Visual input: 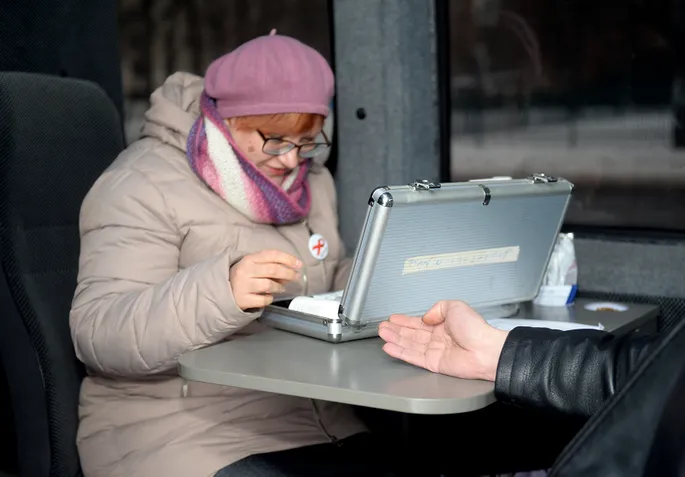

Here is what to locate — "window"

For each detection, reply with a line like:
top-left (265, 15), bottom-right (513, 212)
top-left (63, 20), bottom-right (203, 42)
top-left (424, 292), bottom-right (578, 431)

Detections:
top-left (117, 0), bottom-right (332, 144)
top-left (447, 0), bottom-right (685, 230)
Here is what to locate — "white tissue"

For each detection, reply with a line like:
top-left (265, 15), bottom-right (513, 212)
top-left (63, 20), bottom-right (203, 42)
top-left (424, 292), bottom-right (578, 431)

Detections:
top-left (534, 233), bottom-right (578, 307)
top-left (543, 233), bottom-right (577, 287)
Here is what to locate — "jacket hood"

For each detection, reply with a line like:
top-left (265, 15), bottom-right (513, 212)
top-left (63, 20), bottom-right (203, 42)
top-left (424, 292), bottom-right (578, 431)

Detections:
top-left (141, 72), bottom-right (205, 153)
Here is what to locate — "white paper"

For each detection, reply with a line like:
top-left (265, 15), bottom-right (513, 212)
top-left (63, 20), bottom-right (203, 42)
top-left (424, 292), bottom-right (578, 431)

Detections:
top-left (288, 291), bottom-right (344, 320)
top-left (487, 318), bottom-right (604, 332)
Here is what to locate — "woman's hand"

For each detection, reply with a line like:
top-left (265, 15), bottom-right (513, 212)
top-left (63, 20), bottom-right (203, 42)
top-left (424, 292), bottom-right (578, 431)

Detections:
top-left (229, 250), bottom-right (302, 310)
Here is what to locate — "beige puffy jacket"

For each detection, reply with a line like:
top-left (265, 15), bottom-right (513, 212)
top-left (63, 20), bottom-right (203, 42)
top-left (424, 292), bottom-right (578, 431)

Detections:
top-left (69, 72), bottom-right (366, 477)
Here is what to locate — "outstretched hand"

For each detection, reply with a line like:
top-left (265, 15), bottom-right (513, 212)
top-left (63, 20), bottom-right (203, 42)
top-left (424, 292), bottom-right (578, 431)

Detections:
top-left (378, 300), bottom-right (508, 382)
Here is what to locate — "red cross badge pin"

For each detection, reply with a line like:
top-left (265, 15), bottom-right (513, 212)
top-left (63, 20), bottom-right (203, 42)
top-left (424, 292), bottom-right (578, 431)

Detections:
top-left (308, 233), bottom-right (329, 260)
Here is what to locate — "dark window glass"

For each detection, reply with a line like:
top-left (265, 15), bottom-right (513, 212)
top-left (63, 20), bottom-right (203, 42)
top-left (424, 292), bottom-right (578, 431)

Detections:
top-left (448, 0), bottom-right (685, 230)
top-left (117, 1), bottom-right (332, 144)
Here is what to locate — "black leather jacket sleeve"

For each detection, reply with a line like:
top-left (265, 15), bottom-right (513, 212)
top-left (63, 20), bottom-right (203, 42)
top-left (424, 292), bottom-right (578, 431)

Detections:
top-left (494, 327), bottom-right (659, 419)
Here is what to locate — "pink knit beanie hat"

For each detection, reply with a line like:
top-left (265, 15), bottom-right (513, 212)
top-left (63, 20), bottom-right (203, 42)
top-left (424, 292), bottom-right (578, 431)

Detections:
top-left (204, 30), bottom-right (334, 119)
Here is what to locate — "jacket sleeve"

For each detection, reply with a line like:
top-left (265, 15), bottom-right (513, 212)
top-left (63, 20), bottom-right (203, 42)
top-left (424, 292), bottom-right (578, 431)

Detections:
top-left (70, 168), bottom-right (259, 377)
top-left (494, 327), bottom-right (659, 419)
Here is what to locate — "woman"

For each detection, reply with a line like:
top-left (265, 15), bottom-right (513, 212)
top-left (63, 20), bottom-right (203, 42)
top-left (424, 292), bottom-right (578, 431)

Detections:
top-left (70, 32), bottom-right (390, 477)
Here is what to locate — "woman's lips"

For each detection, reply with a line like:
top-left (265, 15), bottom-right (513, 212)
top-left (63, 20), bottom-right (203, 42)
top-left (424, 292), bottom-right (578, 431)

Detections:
top-left (264, 166), bottom-right (290, 176)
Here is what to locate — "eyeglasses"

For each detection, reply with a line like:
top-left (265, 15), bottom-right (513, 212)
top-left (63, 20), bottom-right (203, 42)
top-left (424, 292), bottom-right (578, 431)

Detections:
top-left (257, 130), bottom-right (331, 159)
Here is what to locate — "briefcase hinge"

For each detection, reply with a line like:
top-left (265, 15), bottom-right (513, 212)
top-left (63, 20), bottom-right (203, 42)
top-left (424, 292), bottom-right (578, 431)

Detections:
top-left (527, 173), bottom-right (558, 184)
top-left (409, 179), bottom-right (441, 190)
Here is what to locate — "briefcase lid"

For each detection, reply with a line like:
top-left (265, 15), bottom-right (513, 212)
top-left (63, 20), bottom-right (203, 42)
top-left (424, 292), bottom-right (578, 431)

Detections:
top-left (340, 174), bottom-right (573, 325)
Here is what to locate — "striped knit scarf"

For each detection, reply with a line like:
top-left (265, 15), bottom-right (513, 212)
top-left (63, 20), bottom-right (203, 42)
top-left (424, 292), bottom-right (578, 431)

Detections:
top-left (186, 92), bottom-right (311, 225)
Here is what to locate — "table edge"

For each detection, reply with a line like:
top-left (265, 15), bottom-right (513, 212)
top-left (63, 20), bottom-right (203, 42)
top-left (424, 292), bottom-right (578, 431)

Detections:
top-left (178, 302), bottom-right (659, 415)
top-left (177, 358), bottom-right (496, 415)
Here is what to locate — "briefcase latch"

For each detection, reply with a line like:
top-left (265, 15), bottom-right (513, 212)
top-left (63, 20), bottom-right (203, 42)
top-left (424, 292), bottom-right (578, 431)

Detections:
top-left (409, 179), bottom-right (441, 190)
top-left (527, 173), bottom-right (558, 184)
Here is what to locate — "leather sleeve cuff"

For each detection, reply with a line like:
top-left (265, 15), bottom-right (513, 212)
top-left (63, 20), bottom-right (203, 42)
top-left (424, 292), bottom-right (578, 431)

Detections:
top-left (494, 326), bottom-right (564, 406)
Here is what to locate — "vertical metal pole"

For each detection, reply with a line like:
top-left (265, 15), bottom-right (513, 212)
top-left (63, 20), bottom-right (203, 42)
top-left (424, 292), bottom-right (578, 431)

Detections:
top-left (331, 0), bottom-right (445, 249)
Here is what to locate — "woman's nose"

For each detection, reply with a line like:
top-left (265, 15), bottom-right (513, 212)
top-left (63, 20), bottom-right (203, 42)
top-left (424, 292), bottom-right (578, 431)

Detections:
top-left (280, 149), bottom-right (300, 169)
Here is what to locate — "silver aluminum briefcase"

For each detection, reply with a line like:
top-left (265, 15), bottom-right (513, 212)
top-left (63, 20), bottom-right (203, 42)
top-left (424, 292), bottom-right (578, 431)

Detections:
top-left (260, 174), bottom-right (573, 342)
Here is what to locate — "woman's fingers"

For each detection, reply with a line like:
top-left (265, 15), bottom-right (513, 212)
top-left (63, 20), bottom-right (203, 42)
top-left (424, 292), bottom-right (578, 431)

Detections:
top-left (251, 262), bottom-right (300, 282)
top-left (249, 278), bottom-right (286, 295)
